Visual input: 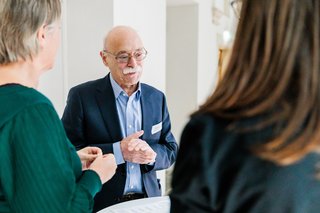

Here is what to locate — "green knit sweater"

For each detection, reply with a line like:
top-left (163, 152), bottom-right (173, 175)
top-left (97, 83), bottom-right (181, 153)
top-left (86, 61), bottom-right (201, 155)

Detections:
top-left (0, 84), bottom-right (102, 212)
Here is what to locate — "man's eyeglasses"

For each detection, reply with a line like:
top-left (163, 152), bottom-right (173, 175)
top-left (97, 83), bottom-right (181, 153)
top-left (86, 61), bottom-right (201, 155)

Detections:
top-left (102, 48), bottom-right (148, 64)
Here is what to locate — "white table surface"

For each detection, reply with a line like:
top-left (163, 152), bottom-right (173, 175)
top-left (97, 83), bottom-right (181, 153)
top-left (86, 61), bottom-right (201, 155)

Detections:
top-left (98, 196), bottom-right (170, 213)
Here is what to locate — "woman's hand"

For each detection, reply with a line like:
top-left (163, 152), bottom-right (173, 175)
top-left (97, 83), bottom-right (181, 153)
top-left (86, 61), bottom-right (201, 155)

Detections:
top-left (77, 146), bottom-right (102, 170)
top-left (89, 154), bottom-right (117, 184)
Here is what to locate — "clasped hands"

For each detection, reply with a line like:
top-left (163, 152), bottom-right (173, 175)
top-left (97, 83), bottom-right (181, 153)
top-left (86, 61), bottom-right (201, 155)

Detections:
top-left (77, 147), bottom-right (117, 184)
top-left (120, 130), bottom-right (157, 164)
top-left (75, 130), bottom-right (155, 183)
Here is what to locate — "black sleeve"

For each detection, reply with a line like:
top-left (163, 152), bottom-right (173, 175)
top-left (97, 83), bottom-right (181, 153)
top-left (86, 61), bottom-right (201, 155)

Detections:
top-left (170, 115), bottom-right (218, 213)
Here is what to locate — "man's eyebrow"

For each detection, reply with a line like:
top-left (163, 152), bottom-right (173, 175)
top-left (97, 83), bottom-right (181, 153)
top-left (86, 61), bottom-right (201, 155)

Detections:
top-left (116, 50), bottom-right (128, 54)
top-left (117, 48), bottom-right (144, 54)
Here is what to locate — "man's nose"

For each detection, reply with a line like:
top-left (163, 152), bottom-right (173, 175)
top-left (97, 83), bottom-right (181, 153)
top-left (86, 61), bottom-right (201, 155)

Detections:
top-left (127, 55), bottom-right (137, 67)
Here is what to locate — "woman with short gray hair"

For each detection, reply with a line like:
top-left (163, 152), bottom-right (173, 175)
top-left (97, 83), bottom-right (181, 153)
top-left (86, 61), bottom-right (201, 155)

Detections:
top-left (0, 0), bottom-right (117, 212)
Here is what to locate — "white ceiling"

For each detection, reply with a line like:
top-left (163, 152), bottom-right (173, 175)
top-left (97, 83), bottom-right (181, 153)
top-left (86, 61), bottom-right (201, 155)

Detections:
top-left (166, 0), bottom-right (198, 6)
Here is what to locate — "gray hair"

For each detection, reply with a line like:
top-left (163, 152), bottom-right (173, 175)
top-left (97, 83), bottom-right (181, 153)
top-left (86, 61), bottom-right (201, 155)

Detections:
top-left (0, 0), bottom-right (61, 64)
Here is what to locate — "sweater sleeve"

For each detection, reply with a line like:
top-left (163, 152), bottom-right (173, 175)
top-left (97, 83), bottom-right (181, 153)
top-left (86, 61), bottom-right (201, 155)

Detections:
top-left (3, 103), bottom-right (102, 213)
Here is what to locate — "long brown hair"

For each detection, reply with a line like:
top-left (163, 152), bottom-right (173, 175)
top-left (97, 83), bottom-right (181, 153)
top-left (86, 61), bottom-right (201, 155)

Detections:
top-left (197, 0), bottom-right (320, 165)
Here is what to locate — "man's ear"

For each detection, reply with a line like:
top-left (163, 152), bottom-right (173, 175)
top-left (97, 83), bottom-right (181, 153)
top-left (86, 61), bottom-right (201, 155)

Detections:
top-left (100, 51), bottom-right (109, 67)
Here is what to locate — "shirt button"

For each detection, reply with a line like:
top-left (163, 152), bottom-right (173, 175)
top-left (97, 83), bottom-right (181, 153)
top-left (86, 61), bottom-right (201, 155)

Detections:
top-left (131, 165), bottom-right (134, 169)
top-left (130, 185), bottom-right (134, 189)
top-left (129, 125), bottom-right (132, 128)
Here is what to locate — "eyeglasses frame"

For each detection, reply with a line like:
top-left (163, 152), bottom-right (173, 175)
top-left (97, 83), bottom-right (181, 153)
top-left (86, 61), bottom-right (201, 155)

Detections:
top-left (102, 48), bottom-right (148, 64)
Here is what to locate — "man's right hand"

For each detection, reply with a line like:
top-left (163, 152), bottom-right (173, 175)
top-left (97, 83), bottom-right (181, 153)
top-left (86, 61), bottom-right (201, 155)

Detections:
top-left (120, 130), bottom-right (156, 164)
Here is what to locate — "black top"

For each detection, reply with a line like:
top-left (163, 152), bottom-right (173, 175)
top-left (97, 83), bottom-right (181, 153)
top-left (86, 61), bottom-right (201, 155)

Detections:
top-left (170, 113), bottom-right (320, 213)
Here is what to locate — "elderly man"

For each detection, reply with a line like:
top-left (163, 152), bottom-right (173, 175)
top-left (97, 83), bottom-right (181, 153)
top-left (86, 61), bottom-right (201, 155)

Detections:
top-left (62, 26), bottom-right (178, 212)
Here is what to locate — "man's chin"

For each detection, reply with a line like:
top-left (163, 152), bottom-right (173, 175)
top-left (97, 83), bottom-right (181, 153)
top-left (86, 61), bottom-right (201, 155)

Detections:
top-left (124, 78), bottom-right (140, 86)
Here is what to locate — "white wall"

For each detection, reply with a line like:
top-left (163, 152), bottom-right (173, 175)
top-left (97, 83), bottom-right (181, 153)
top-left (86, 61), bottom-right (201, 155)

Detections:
top-left (65, 0), bottom-right (114, 89)
top-left (166, 0), bottom-right (218, 142)
top-left (166, 4), bottom-right (199, 142)
top-left (197, 0), bottom-right (217, 104)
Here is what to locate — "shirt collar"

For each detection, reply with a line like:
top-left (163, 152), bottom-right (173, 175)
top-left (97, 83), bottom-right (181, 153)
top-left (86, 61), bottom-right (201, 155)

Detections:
top-left (109, 74), bottom-right (141, 100)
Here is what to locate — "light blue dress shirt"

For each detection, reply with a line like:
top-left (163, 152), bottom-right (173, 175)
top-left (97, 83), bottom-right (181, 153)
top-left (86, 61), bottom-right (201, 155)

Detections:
top-left (110, 75), bottom-right (144, 194)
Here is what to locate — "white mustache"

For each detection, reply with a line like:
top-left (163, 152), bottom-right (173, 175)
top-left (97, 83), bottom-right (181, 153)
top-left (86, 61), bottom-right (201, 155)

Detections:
top-left (122, 66), bottom-right (142, 75)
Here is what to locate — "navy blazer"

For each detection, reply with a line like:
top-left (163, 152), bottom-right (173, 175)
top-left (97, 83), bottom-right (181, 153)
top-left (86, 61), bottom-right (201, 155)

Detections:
top-left (62, 74), bottom-right (178, 212)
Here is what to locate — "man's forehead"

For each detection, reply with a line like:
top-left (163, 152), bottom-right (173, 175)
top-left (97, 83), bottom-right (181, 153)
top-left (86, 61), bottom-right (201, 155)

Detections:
top-left (107, 30), bottom-right (143, 51)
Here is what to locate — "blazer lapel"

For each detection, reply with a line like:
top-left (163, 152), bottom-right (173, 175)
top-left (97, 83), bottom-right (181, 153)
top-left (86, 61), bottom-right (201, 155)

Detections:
top-left (95, 74), bottom-right (123, 142)
top-left (140, 85), bottom-right (153, 140)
